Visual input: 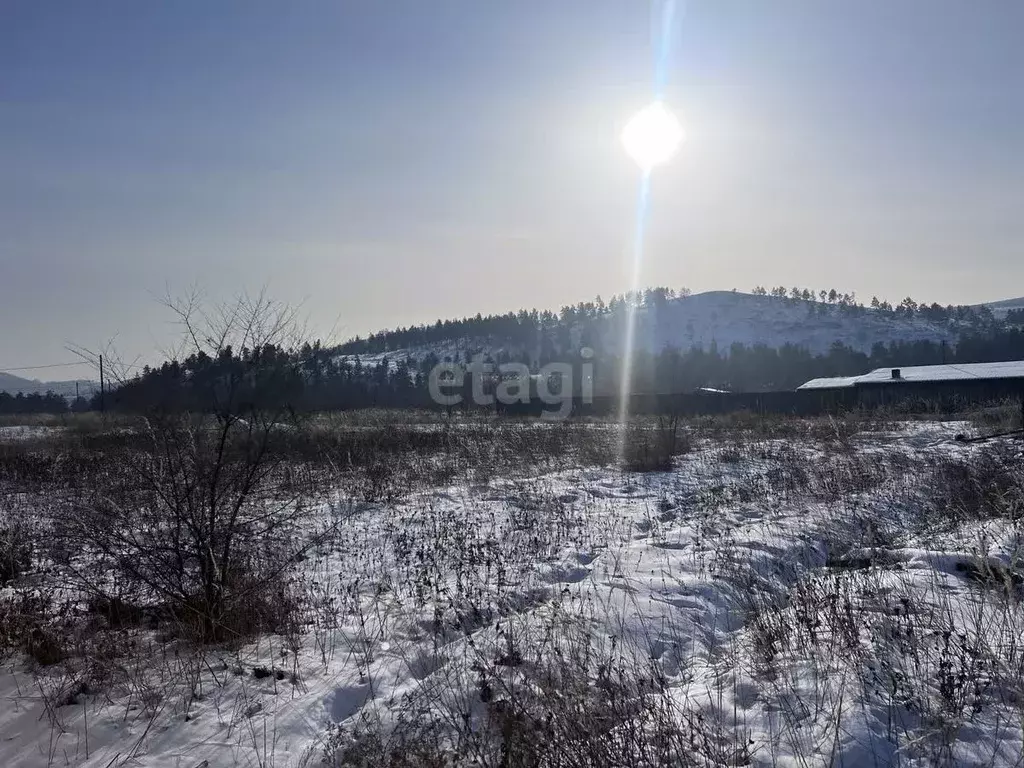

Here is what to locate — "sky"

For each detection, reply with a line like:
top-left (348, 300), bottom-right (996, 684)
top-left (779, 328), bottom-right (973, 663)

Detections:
top-left (2, 0), bottom-right (1023, 375)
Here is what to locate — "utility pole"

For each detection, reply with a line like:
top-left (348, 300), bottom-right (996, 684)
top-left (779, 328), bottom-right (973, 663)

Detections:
top-left (99, 354), bottom-right (105, 414)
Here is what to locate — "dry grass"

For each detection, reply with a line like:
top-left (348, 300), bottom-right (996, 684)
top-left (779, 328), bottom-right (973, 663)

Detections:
top-left (3, 409), bottom-right (1024, 766)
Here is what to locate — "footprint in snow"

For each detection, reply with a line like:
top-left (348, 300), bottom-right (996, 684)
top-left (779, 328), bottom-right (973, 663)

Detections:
top-left (545, 564), bottom-right (590, 584)
top-left (326, 683), bottom-right (372, 723)
top-left (576, 551), bottom-right (599, 566)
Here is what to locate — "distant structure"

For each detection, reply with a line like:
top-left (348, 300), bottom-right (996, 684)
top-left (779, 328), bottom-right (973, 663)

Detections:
top-left (798, 361), bottom-right (1024, 410)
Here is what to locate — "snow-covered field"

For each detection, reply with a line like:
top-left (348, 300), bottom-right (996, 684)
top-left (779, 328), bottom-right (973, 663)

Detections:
top-left (3, 418), bottom-right (1024, 766)
top-left (0, 425), bottom-right (61, 442)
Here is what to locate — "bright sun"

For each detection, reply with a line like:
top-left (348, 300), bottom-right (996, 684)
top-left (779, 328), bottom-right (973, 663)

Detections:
top-left (621, 101), bottom-right (684, 171)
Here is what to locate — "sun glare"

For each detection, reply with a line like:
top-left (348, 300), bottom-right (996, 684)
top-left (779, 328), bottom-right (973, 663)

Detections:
top-left (621, 101), bottom-right (684, 171)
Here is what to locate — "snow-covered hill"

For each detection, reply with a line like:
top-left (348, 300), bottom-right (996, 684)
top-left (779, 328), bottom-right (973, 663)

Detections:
top-left (619, 291), bottom-right (956, 356)
top-left (984, 296), bottom-right (1024, 318)
top-left (342, 291), bottom-right (969, 368)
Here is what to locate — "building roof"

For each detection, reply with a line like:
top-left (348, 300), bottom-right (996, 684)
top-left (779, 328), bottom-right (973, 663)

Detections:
top-left (797, 376), bottom-right (862, 391)
top-left (798, 360), bottom-right (1024, 390)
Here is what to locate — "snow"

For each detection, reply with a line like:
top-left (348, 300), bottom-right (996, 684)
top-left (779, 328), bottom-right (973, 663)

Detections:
top-left (983, 296), bottom-right (1024, 318)
top-left (858, 360), bottom-right (1024, 383)
top-left (623, 291), bottom-right (956, 356)
top-left (799, 360), bottom-right (1024, 389)
top-left (4, 421), bottom-right (1024, 765)
top-left (796, 376), bottom-right (861, 390)
top-left (0, 425), bottom-right (60, 441)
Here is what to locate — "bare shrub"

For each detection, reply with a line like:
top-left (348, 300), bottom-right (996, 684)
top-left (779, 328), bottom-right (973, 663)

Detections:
top-left (321, 417), bottom-right (618, 500)
top-left (327, 614), bottom-right (696, 768)
top-left (0, 519), bottom-right (32, 584)
top-left (924, 445), bottom-right (1024, 528)
top-left (0, 591), bottom-right (73, 667)
top-left (63, 420), bottom-right (310, 645)
top-left (965, 398), bottom-right (1024, 434)
top-left (55, 293), bottom-right (317, 645)
top-left (623, 414), bottom-right (690, 473)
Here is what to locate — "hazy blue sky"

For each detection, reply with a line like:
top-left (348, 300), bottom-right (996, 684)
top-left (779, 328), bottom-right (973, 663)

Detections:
top-left (2, 1), bottom-right (1022, 373)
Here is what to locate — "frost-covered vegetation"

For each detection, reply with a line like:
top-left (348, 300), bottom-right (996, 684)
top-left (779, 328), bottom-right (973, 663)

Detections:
top-left (2, 405), bottom-right (1024, 767)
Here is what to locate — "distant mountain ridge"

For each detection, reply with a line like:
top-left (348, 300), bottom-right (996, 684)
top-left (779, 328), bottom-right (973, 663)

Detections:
top-left (0, 372), bottom-right (98, 398)
top-left (983, 297), bottom-right (1024, 316)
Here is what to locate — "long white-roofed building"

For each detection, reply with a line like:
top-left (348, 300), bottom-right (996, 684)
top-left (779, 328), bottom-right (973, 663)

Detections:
top-left (797, 360), bottom-right (1024, 410)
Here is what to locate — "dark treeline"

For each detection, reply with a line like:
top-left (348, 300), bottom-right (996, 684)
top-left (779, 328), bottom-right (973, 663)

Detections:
top-left (339, 303), bottom-right (605, 357)
top-left (106, 341), bottom-right (429, 414)
top-left (88, 327), bottom-right (1024, 415)
top-left (633, 328), bottom-right (1024, 393)
top-left (0, 391), bottom-right (88, 415)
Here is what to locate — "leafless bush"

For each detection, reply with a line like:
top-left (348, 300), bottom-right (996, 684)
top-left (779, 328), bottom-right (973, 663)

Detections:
top-left (54, 415), bottom-right (311, 645)
top-left (690, 409), bottom-right (901, 446)
top-left (327, 611), bottom-right (697, 768)
top-left (965, 399), bottom-right (1024, 434)
top-left (52, 293), bottom-right (319, 645)
top-left (320, 417), bottom-right (619, 499)
top-left (623, 414), bottom-right (690, 473)
top-left (0, 518), bottom-right (32, 584)
top-left (923, 445), bottom-right (1024, 528)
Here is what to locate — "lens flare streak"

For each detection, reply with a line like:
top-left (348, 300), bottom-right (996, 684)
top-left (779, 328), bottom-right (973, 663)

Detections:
top-left (618, 0), bottom-right (681, 459)
top-left (617, 170), bottom-right (651, 428)
top-left (653, 0), bottom-right (678, 99)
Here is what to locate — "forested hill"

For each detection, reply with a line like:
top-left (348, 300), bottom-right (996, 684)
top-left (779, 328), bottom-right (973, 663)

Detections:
top-left (984, 296), bottom-right (1024, 313)
top-left (337, 288), bottom-right (1010, 363)
top-left (41, 289), bottom-right (1024, 415)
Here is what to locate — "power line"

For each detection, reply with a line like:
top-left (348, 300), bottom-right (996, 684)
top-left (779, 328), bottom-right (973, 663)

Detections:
top-left (0, 361), bottom-right (94, 374)
top-left (0, 361), bottom-right (153, 375)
